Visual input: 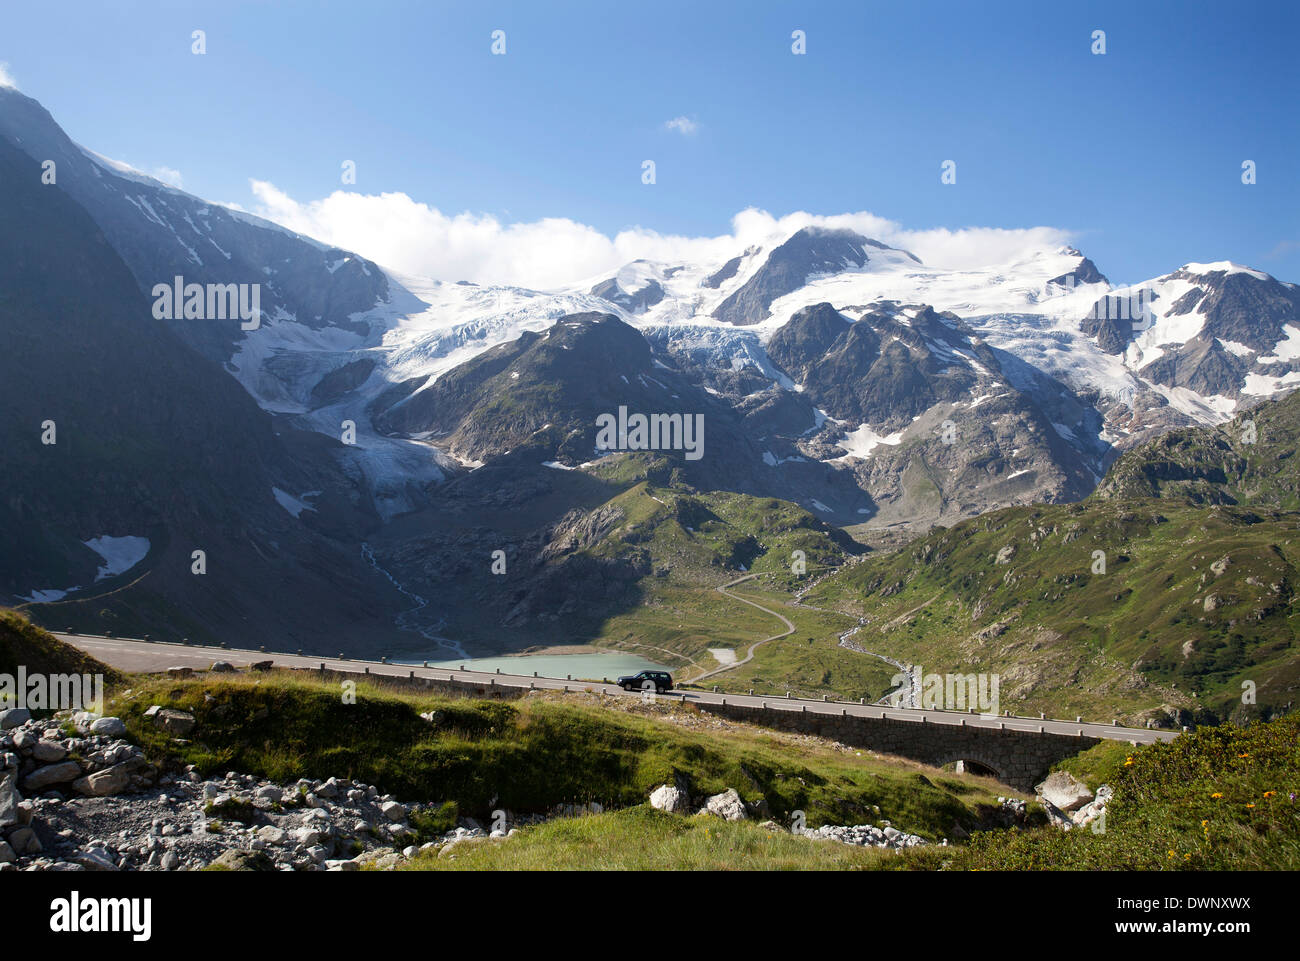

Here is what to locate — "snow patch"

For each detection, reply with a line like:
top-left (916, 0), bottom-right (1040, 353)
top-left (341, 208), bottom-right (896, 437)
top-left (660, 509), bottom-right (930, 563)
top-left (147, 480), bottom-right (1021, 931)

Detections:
top-left (835, 423), bottom-right (906, 459)
top-left (273, 488), bottom-right (318, 518)
top-left (83, 535), bottom-right (151, 581)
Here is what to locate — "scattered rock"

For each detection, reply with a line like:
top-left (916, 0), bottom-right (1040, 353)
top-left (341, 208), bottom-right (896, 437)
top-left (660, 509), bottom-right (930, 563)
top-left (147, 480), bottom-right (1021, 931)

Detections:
top-left (0, 708), bottom-right (33, 730)
top-left (32, 740), bottom-right (68, 763)
top-left (704, 788), bottom-right (748, 822)
top-left (151, 709), bottom-right (196, 737)
top-left (801, 822), bottom-right (927, 849)
top-left (89, 717), bottom-right (128, 737)
top-left (73, 763), bottom-right (136, 798)
top-left (1035, 771), bottom-right (1094, 812)
top-left (22, 761), bottom-right (82, 792)
top-left (209, 849), bottom-right (275, 871)
top-left (649, 784), bottom-right (690, 813)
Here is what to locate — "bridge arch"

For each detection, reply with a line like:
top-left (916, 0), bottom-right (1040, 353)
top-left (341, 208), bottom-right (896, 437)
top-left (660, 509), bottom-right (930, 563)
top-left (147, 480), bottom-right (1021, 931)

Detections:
top-left (938, 756), bottom-right (1006, 782)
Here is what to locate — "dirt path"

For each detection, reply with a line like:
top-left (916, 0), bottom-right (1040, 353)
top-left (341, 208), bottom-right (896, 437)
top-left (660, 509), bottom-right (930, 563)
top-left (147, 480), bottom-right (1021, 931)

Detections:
top-left (691, 573), bottom-right (796, 682)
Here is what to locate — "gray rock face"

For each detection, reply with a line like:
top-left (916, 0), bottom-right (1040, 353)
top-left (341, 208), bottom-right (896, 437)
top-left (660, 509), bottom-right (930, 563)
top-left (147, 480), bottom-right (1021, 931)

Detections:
top-left (89, 717), bottom-right (127, 737)
top-left (704, 788), bottom-right (748, 822)
top-left (151, 709), bottom-right (195, 736)
top-left (761, 299), bottom-right (1101, 531)
top-left (73, 763), bottom-right (135, 798)
top-left (23, 761), bottom-right (82, 792)
top-left (1084, 265), bottom-right (1300, 401)
top-left (649, 784), bottom-right (690, 813)
top-left (0, 768), bottom-right (18, 828)
top-left (702, 254), bottom-right (744, 289)
top-left (0, 709), bottom-right (32, 730)
top-left (32, 740), bottom-right (67, 763)
top-left (1036, 771), bottom-right (1094, 812)
top-left (712, 227), bottom-right (918, 327)
top-left (591, 268), bottom-right (665, 314)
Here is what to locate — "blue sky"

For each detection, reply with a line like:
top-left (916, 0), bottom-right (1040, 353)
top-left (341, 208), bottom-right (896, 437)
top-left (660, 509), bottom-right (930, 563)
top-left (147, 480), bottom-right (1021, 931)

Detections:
top-left (4, 0), bottom-right (1299, 285)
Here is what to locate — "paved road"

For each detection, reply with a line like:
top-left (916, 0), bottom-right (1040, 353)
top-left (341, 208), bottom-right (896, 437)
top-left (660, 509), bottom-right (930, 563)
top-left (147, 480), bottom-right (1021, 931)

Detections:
top-left (55, 633), bottom-right (1179, 746)
top-left (692, 573), bottom-right (796, 682)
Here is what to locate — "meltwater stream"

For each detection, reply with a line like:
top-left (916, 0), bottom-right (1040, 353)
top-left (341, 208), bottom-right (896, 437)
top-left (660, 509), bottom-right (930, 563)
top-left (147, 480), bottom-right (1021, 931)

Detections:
top-left (360, 542), bottom-right (468, 660)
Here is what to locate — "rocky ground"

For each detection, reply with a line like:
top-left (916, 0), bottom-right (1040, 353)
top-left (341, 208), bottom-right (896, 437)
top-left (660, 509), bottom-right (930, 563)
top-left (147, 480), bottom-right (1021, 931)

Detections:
top-left (0, 707), bottom-right (522, 872)
top-left (2, 685), bottom-right (1069, 869)
top-left (1034, 770), bottom-right (1114, 830)
top-left (648, 783), bottom-right (933, 849)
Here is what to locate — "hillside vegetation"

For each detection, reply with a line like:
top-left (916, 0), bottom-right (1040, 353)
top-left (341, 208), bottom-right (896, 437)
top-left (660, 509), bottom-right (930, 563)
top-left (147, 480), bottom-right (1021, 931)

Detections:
top-left (395, 711), bottom-right (1300, 871)
top-left (807, 500), bottom-right (1298, 723)
top-left (110, 672), bottom-right (1015, 840)
top-left (950, 714), bottom-right (1300, 870)
top-left (1097, 391), bottom-right (1300, 510)
top-left (0, 608), bottom-right (120, 681)
top-left (795, 391), bottom-right (1300, 723)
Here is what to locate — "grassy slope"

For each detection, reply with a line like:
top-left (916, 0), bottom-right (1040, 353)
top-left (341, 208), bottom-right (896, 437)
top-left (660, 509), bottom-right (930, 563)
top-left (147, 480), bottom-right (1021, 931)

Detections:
top-left (600, 392), bottom-right (1300, 720)
top-left (542, 393), bottom-right (1300, 720)
top-left (804, 499), bottom-right (1299, 723)
top-left (112, 672), bottom-right (1017, 839)
top-left (696, 583), bottom-right (898, 700)
top-left (400, 713), bottom-right (1300, 871)
top-left (564, 476), bottom-right (861, 670)
top-left (400, 712), bottom-right (1294, 873)
top-left (1097, 391), bottom-right (1300, 511)
top-left (398, 805), bottom-right (936, 871)
top-left (951, 714), bottom-right (1300, 870)
top-left (0, 608), bottom-right (121, 682)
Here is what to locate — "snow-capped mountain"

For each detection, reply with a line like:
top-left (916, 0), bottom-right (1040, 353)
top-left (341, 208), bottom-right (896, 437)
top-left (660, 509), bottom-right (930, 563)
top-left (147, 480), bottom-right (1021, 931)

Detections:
top-left (5, 85), bottom-right (1298, 646)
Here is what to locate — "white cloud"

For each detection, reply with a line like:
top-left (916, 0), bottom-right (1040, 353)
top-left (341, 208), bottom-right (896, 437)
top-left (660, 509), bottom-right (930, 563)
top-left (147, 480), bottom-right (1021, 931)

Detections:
top-left (151, 166), bottom-right (183, 189)
top-left (0, 63), bottom-right (18, 89)
top-left (664, 115), bottom-right (699, 135)
top-left (246, 181), bottom-right (1074, 290)
top-left (899, 225), bottom-right (1074, 269)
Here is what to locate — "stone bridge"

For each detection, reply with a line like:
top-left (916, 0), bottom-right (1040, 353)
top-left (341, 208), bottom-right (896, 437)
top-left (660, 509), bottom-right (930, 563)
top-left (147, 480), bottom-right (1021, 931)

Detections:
top-left (692, 700), bottom-right (1117, 792)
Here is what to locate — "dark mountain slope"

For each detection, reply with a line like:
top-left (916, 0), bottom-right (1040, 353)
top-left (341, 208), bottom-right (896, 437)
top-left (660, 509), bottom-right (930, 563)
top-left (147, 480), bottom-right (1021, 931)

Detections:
top-left (0, 86), bottom-right (388, 366)
top-left (0, 135), bottom-right (403, 648)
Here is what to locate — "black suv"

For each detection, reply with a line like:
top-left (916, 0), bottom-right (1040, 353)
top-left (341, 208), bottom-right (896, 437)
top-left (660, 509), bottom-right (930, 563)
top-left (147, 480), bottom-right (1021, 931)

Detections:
top-left (616, 670), bottom-right (673, 693)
